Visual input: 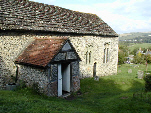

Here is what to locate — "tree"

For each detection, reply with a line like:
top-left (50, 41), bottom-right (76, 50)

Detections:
top-left (118, 45), bottom-right (129, 64)
top-left (144, 54), bottom-right (151, 64)
top-left (130, 47), bottom-right (139, 55)
top-left (133, 52), bottom-right (145, 64)
top-left (118, 51), bottom-right (126, 65)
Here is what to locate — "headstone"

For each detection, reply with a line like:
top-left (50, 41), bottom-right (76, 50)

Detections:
top-left (146, 73), bottom-right (150, 75)
top-left (137, 70), bottom-right (144, 79)
top-left (118, 70), bottom-right (121, 73)
top-left (134, 65), bottom-right (139, 68)
top-left (93, 62), bottom-right (97, 77)
top-left (6, 83), bottom-right (17, 91)
top-left (94, 76), bottom-right (99, 81)
top-left (128, 69), bottom-right (132, 73)
top-left (145, 73), bottom-right (150, 78)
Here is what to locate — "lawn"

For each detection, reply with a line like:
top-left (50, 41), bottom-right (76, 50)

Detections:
top-left (1, 64), bottom-right (151, 113)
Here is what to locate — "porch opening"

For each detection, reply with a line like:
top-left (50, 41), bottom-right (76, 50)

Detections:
top-left (58, 63), bottom-right (71, 96)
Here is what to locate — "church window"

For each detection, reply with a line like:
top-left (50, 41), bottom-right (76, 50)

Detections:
top-left (86, 51), bottom-right (88, 64)
top-left (103, 43), bottom-right (110, 63)
top-left (86, 51), bottom-right (92, 64)
top-left (89, 51), bottom-right (91, 64)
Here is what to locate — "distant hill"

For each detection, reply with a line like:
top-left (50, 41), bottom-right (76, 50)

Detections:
top-left (119, 31), bottom-right (151, 43)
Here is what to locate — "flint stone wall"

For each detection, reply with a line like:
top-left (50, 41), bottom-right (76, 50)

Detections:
top-left (16, 61), bottom-right (80, 96)
top-left (18, 64), bottom-right (58, 96)
top-left (71, 61), bottom-right (80, 92)
top-left (18, 65), bottom-right (48, 93)
top-left (0, 31), bottom-right (118, 90)
top-left (69, 36), bottom-right (118, 77)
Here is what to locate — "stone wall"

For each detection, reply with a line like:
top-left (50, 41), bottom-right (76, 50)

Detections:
top-left (69, 36), bottom-right (118, 77)
top-left (71, 61), bottom-right (80, 92)
top-left (18, 65), bottom-right (48, 93)
top-left (0, 31), bottom-right (34, 89)
top-left (0, 31), bottom-right (118, 90)
top-left (18, 64), bottom-right (58, 96)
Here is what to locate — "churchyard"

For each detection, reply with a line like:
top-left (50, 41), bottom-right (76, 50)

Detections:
top-left (0, 64), bottom-right (151, 113)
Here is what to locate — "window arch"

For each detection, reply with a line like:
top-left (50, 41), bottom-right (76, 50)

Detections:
top-left (89, 51), bottom-right (91, 64)
top-left (103, 43), bottom-right (110, 63)
top-left (86, 51), bottom-right (88, 64)
top-left (85, 51), bottom-right (92, 64)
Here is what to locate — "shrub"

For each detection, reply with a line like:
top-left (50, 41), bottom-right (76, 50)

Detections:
top-left (133, 52), bottom-right (145, 64)
top-left (118, 44), bottom-right (129, 65)
top-left (144, 74), bottom-right (151, 92)
top-left (32, 82), bottom-right (41, 95)
top-left (144, 54), bottom-right (151, 64)
top-left (118, 51), bottom-right (126, 65)
top-left (17, 80), bottom-right (27, 90)
top-left (130, 47), bottom-right (139, 55)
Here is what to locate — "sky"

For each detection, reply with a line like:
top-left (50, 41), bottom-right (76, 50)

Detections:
top-left (32, 0), bottom-right (151, 34)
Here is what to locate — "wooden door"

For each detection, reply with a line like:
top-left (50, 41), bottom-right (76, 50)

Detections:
top-left (58, 64), bottom-right (62, 96)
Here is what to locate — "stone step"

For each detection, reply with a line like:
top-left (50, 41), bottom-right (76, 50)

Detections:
top-left (61, 92), bottom-right (71, 98)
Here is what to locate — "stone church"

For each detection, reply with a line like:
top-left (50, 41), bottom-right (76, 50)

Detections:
top-left (0, 0), bottom-right (118, 96)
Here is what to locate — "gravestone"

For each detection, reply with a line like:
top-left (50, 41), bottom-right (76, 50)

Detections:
top-left (145, 73), bottom-right (150, 78)
top-left (94, 76), bottom-right (99, 81)
top-left (134, 65), bottom-right (139, 68)
top-left (6, 83), bottom-right (17, 90)
top-left (118, 70), bottom-right (121, 73)
top-left (93, 62), bottom-right (97, 77)
top-left (128, 69), bottom-right (132, 73)
top-left (137, 70), bottom-right (144, 79)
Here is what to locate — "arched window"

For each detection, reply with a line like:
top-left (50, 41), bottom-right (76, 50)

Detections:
top-left (86, 51), bottom-right (88, 64)
top-left (86, 51), bottom-right (92, 64)
top-left (103, 43), bottom-right (110, 63)
top-left (103, 48), bottom-right (106, 63)
top-left (106, 48), bottom-right (109, 62)
top-left (89, 51), bottom-right (91, 64)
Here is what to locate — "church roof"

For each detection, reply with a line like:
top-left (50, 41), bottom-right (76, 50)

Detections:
top-left (15, 38), bottom-right (67, 67)
top-left (0, 0), bottom-right (118, 36)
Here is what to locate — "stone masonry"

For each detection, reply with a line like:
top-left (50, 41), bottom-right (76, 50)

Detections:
top-left (0, 31), bottom-right (118, 90)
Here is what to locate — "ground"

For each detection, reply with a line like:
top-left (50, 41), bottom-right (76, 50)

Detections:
top-left (0, 64), bottom-right (151, 113)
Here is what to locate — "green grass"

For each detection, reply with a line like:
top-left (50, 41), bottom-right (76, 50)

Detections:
top-left (128, 43), bottom-right (151, 52)
top-left (1, 64), bottom-right (151, 113)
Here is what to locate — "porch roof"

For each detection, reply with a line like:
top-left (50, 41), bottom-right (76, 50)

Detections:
top-left (15, 38), bottom-right (73, 67)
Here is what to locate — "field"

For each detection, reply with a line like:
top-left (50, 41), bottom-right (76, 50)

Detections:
top-left (119, 32), bottom-right (151, 43)
top-left (1, 64), bottom-right (151, 113)
top-left (128, 43), bottom-right (151, 52)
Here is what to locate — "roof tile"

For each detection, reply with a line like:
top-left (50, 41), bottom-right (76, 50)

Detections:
top-left (0, 0), bottom-right (118, 36)
top-left (15, 38), bottom-right (67, 67)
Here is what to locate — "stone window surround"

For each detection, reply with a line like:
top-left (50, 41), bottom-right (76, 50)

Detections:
top-left (85, 51), bottom-right (92, 64)
top-left (103, 42), bottom-right (110, 63)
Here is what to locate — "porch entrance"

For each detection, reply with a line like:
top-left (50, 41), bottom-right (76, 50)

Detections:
top-left (58, 63), bottom-right (71, 96)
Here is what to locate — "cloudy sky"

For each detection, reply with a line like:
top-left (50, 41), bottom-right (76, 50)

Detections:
top-left (32, 0), bottom-right (151, 34)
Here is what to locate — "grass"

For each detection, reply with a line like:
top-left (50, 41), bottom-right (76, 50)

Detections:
top-left (128, 43), bottom-right (151, 52)
top-left (1, 64), bottom-right (151, 113)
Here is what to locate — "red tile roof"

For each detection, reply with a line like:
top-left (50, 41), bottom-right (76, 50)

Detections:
top-left (15, 38), bottom-right (68, 67)
top-left (0, 0), bottom-right (118, 36)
